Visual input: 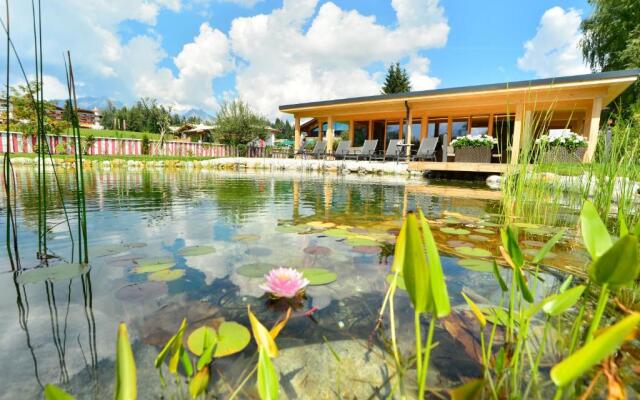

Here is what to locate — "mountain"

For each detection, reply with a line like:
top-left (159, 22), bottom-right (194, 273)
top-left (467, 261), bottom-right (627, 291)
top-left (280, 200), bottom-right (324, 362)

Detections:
top-left (51, 96), bottom-right (124, 110)
top-left (181, 108), bottom-right (215, 122)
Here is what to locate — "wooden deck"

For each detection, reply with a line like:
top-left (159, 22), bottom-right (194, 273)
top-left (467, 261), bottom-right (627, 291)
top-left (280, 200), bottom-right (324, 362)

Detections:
top-left (405, 183), bottom-right (502, 200)
top-left (408, 161), bottom-right (507, 173)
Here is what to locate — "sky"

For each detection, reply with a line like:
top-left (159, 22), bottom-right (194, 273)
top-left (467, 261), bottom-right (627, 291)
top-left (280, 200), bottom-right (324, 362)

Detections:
top-left (4, 0), bottom-right (594, 119)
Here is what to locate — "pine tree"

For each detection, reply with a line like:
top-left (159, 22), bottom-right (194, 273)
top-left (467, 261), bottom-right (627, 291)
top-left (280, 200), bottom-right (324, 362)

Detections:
top-left (381, 62), bottom-right (411, 94)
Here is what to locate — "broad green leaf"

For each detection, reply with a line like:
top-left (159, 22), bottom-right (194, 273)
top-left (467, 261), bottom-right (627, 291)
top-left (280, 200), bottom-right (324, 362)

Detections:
top-left (402, 213), bottom-right (431, 313)
top-left (132, 263), bottom-right (174, 274)
top-left (532, 229), bottom-right (565, 264)
top-left (515, 267), bottom-right (534, 303)
top-left (458, 259), bottom-right (494, 272)
top-left (391, 221), bottom-right (407, 273)
top-left (115, 323), bottom-right (137, 400)
top-left (189, 366), bottom-right (210, 399)
top-left (449, 378), bottom-right (485, 400)
top-left (257, 348), bottom-right (279, 400)
top-left (455, 247), bottom-right (492, 258)
top-left (248, 306), bottom-right (278, 357)
top-left (492, 261), bottom-right (508, 292)
top-left (440, 227), bottom-right (471, 235)
top-left (300, 268), bottom-right (337, 285)
top-left (542, 285), bottom-right (585, 316)
top-left (589, 235), bottom-right (640, 285)
top-left (385, 273), bottom-right (407, 290)
top-left (551, 313), bottom-right (640, 387)
top-left (419, 210), bottom-right (450, 318)
top-left (559, 275), bottom-right (573, 292)
top-left (181, 349), bottom-right (193, 377)
top-left (619, 211), bottom-right (629, 237)
top-left (187, 327), bottom-right (217, 356)
top-left (148, 269), bottom-right (185, 282)
top-left (580, 201), bottom-right (612, 259)
top-left (168, 319), bottom-right (187, 374)
top-left (461, 292), bottom-right (486, 328)
top-left (236, 263), bottom-right (278, 278)
top-left (197, 341), bottom-right (216, 371)
top-left (44, 384), bottom-right (75, 400)
top-left (17, 263), bottom-right (89, 285)
top-left (500, 226), bottom-right (524, 268)
top-left (179, 245), bottom-right (215, 257)
top-left (213, 321), bottom-right (251, 358)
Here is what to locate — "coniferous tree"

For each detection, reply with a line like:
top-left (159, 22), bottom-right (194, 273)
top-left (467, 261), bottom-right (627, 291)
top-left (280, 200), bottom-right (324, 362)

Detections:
top-left (381, 62), bottom-right (412, 94)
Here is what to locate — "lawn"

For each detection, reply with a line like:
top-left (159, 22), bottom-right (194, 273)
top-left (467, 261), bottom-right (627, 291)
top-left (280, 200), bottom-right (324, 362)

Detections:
top-left (12, 152), bottom-right (213, 162)
top-left (76, 128), bottom-right (174, 141)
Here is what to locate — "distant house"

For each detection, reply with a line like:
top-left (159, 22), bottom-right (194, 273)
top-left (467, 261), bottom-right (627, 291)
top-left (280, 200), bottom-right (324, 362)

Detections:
top-left (50, 106), bottom-right (103, 129)
top-left (173, 123), bottom-right (215, 142)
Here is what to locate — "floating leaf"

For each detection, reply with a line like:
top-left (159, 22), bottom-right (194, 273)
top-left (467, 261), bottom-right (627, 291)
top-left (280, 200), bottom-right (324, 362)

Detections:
top-left (44, 384), bottom-right (75, 400)
top-left (301, 268), bottom-right (337, 285)
top-left (580, 201), bottom-right (612, 259)
top-left (468, 235), bottom-right (490, 242)
top-left (386, 273), bottom-right (407, 290)
top-left (458, 259), bottom-right (494, 272)
top-left (115, 323), bottom-right (137, 400)
top-left (232, 234), bottom-right (260, 242)
top-left (149, 269), bottom-right (185, 282)
top-left (322, 228), bottom-right (350, 238)
top-left (187, 327), bottom-right (217, 356)
top-left (474, 228), bottom-right (494, 235)
top-left (455, 247), bottom-right (492, 258)
top-left (179, 246), bottom-right (216, 257)
top-left (214, 321), bottom-right (251, 357)
top-left (189, 367), bottom-right (210, 399)
top-left (303, 246), bottom-right (332, 256)
top-left (306, 221), bottom-right (336, 228)
top-left (345, 237), bottom-right (379, 247)
top-left (275, 225), bottom-right (308, 234)
top-left (136, 257), bottom-right (173, 266)
top-left (236, 263), bottom-right (278, 278)
top-left (17, 263), bottom-right (89, 285)
top-left (447, 240), bottom-right (474, 248)
top-left (245, 247), bottom-right (272, 257)
top-left (441, 227), bottom-right (471, 235)
top-left (589, 235), bottom-right (640, 286)
top-left (92, 243), bottom-right (147, 257)
top-left (551, 313), bottom-right (640, 387)
top-left (133, 262), bottom-right (174, 274)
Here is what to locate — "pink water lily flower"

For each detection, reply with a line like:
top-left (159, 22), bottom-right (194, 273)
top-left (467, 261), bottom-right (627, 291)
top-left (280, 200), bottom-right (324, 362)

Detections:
top-left (259, 267), bottom-right (309, 298)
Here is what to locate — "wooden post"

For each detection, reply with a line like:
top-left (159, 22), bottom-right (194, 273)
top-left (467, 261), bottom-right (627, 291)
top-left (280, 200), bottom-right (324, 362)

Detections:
top-left (584, 97), bottom-right (603, 162)
top-left (421, 116), bottom-right (427, 139)
top-left (511, 104), bottom-right (524, 165)
top-left (399, 118), bottom-right (404, 141)
top-left (318, 119), bottom-right (323, 141)
top-left (406, 108), bottom-right (413, 143)
top-left (349, 120), bottom-right (354, 145)
top-left (488, 113), bottom-right (494, 137)
top-left (326, 115), bottom-right (335, 152)
top-left (445, 116), bottom-right (452, 163)
top-left (294, 115), bottom-right (301, 153)
top-left (368, 120), bottom-right (373, 140)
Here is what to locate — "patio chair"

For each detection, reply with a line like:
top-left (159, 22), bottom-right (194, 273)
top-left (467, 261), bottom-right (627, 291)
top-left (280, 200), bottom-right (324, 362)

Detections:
top-left (333, 140), bottom-right (351, 160)
top-left (308, 140), bottom-right (327, 159)
top-left (412, 137), bottom-right (438, 161)
top-left (372, 139), bottom-right (403, 161)
top-left (347, 139), bottom-right (378, 160)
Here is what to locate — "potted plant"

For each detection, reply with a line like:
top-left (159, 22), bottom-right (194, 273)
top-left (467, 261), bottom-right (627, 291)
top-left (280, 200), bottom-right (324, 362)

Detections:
top-left (535, 131), bottom-right (587, 163)
top-left (451, 134), bottom-right (497, 163)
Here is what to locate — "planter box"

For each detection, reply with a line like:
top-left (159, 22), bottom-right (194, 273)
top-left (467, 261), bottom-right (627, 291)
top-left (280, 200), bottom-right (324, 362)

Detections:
top-left (540, 146), bottom-right (586, 163)
top-left (454, 146), bottom-right (492, 163)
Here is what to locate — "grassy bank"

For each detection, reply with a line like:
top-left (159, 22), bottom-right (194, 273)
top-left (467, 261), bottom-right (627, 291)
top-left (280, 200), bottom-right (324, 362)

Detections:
top-left (12, 152), bottom-right (213, 162)
top-left (77, 128), bottom-right (170, 141)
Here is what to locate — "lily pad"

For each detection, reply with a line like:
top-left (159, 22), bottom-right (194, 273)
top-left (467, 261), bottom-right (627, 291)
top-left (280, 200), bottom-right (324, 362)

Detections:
top-left (275, 225), bottom-right (309, 234)
top-left (236, 263), bottom-right (277, 278)
top-left (179, 245), bottom-right (216, 257)
top-left (306, 221), bottom-right (336, 229)
top-left (232, 234), bottom-right (260, 242)
top-left (303, 246), bottom-right (332, 256)
top-left (455, 247), bottom-right (493, 258)
top-left (458, 259), bottom-right (494, 272)
top-left (386, 274), bottom-right (407, 290)
top-left (468, 235), bottom-right (490, 242)
top-left (440, 227), bottom-right (471, 235)
top-left (148, 269), bottom-right (185, 282)
top-left (346, 237), bottom-right (379, 247)
top-left (322, 228), bottom-right (350, 238)
top-left (214, 321), bottom-right (251, 357)
top-left (447, 240), bottom-right (474, 248)
top-left (474, 228), bottom-right (494, 235)
top-left (187, 326), bottom-right (217, 356)
top-left (245, 247), bottom-right (272, 257)
top-left (133, 262), bottom-right (174, 274)
top-left (17, 263), bottom-right (89, 285)
top-left (301, 268), bottom-right (337, 285)
top-left (135, 257), bottom-right (174, 266)
top-left (92, 242), bottom-right (147, 257)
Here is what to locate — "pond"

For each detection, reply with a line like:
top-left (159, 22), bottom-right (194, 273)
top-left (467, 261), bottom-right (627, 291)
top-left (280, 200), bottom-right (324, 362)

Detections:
top-left (0, 168), bottom-right (591, 399)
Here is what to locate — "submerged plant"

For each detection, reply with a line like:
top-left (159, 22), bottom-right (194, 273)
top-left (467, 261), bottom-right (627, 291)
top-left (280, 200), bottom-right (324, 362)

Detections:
top-left (260, 267), bottom-right (309, 299)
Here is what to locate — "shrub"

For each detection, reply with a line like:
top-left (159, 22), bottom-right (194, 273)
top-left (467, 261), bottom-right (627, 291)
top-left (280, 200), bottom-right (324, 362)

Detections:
top-left (55, 141), bottom-right (68, 155)
top-left (535, 131), bottom-right (587, 152)
top-left (451, 134), bottom-right (496, 149)
top-left (141, 134), bottom-right (150, 155)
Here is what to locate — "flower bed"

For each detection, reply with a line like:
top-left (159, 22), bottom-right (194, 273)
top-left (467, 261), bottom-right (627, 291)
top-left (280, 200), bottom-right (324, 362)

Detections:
top-left (536, 131), bottom-right (587, 163)
top-left (451, 135), bottom-right (496, 163)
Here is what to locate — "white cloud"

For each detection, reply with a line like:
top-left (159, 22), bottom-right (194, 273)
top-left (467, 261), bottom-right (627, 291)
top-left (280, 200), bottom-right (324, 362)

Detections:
top-left (218, 0), bottom-right (264, 7)
top-left (42, 75), bottom-right (70, 100)
top-left (517, 7), bottom-right (590, 77)
top-left (230, 0), bottom-right (448, 117)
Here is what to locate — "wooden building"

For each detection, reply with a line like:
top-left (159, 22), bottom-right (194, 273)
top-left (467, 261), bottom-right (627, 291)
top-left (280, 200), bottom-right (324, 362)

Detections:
top-left (279, 69), bottom-right (639, 172)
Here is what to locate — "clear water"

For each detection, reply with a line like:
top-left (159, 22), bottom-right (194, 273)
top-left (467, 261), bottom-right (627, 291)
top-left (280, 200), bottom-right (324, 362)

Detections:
top-left (0, 168), bottom-right (571, 399)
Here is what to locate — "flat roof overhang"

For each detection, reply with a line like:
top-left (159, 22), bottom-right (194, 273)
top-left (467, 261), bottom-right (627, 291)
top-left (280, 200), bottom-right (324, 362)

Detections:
top-left (279, 69), bottom-right (640, 118)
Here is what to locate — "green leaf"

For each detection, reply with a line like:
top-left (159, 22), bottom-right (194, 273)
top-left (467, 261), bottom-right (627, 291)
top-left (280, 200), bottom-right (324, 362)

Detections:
top-left (532, 229), bottom-right (565, 264)
top-left (580, 201), bottom-right (612, 259)
top-left (135, 257), bottom-right (173, 266)
top-left (500, 226), bottom-right (524, 268)
top-left (155, 319), bottom-right (187, 374)
top-left (17, 263), bottom-right (89, 285)
top-left (551, 313), bottom-right (640, 387)
top-left (132, 262), bottom-right (174, 274)
top-left (589, 235), bottom-right (640, 286)
top-left (179, 245), bottom-right (216, 257)
top-left (458, 259), bottom-right (494, 272)
top-left (148, 269), bottom-right (185, 282)
top-left (515, 267), bottom-right (534, 303)
top-left (448, 378), bottom-right (485, 400)
top-left (619, 211), bottom-right (629, 237)
top-left (402, 213), bottom-right (431, 313)
top-left (44, 384), bottom-right (75, 400)
top-left (236, 263), bottom-right (278, 278)
top-left (257, 347), bottom-right (279, 400)
top-left (187, 326), bottom-right (217, 356)
top-left (492, 261), bottom-right (508, 292)
top-left (115, 323), bottom-right (137, 400)
top-left (391, 221), bottom-right (407, 273)
top-left (542, 285), bottom-right (585, 316)
top-left (461, 292), bottom-right (486, 328)
top-left (197, 341), bottom-right (216, 371)
top-left (181, 349), bottom-right (193, 377)
top-left (455, 247), bottom-right (492, 258)
top-left (213, 321), bottom-right (251, 357)
top-left (300, 268), bottom-right (337, 285)
top-left (440, 227), bottom-right (471, 235)
top-left (419, 210), bottom-right (450, 318)
top-left (189, 366), bottom-right (210, 399)
top-left (385, 273), bottom-right (407, 290)
top-left (635, 222), bottom-right (640, 237)
top-left (559, 275), bottom-right (573, 292)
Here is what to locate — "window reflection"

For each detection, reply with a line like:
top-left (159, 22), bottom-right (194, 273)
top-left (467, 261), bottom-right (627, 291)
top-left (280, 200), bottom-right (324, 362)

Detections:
top-left (353, 121), bottom-right (368, 147)
top-left (471, 115), bottom-right (489, 136)
top-left (451, 118), bottom-right (468, 138)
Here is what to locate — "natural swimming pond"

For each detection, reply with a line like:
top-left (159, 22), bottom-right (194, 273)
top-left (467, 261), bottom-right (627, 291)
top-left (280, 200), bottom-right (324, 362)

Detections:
top-left (0, 168), bottom-right (601, 399)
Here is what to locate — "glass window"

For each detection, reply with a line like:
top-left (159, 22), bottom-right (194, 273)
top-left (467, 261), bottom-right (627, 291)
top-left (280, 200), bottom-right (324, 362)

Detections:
top-left (427, 118), bottom-right (448, 138)
top-left (386, 121), bottom-right (400, 150)
top-left (451, 118), bottom-right (469, 139)
top-left (470, 115), bottom-right (489, 136)
top-left (405, 120), bottom-right (421, 149)
top-left (353, 121), bottom-right (368, 147)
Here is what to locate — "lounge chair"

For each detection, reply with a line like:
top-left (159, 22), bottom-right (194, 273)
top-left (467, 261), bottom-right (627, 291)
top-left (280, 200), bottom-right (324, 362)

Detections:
top-left (412, 137), bottom-right (438, 161)
top-left (333, 140), bottom-right (351, 160)
top-left (308, 140), bottom-right (327, 159)
top-left (347, 139), bottom-right (378, 160)
top-left (372, 139), bottom-right (403, 161)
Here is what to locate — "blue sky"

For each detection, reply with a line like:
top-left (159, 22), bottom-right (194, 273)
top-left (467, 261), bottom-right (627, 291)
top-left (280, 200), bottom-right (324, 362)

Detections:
top-left (7, 0), bottom-right (594, 118)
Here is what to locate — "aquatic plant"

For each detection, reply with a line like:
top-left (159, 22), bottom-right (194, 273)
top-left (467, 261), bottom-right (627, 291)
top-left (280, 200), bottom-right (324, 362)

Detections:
top-left (260, 267), bottom-right (309, 299)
